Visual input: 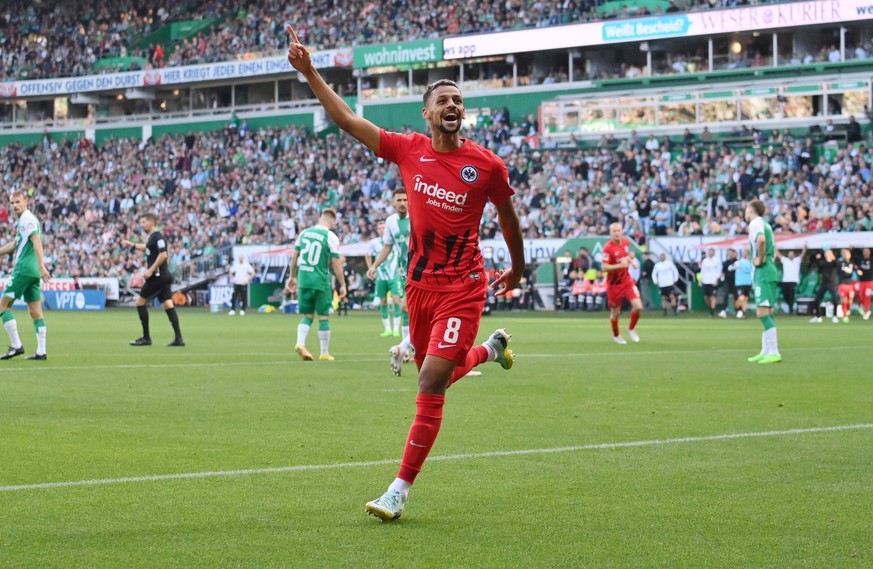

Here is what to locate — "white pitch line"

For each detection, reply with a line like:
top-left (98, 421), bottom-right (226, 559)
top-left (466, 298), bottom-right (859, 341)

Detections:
top-left (1, 423), bottom-right (870, 493)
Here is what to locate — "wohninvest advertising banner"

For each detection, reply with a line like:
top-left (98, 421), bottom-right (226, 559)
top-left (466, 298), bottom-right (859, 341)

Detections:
top-left (444, 0), bottom-right (873, 58)
top-left (649, 232), bottom-right (873, 264)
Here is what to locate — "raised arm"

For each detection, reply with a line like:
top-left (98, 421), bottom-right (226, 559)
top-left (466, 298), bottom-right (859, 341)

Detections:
top-left (287, 25), bottom-right (381, 153)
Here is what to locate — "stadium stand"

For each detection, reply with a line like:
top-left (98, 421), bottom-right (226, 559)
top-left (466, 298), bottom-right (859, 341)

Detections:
top-left (1, 0), bottom-right (798, 80)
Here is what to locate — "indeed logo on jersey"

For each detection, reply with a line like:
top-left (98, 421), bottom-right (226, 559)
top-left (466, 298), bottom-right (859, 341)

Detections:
top-left (412, 174), bottom-right (467, 213)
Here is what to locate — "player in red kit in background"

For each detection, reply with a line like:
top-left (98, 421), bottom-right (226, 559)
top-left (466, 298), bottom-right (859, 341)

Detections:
top-left (287, 25), bottom-right (525, 522)
top-left (601, 223), bottom-right (643, 344)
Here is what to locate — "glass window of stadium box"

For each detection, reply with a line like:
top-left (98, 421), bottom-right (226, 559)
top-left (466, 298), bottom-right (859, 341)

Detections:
top-left (740, 88), bottom-right (781, 121)
top-left (233, 82), bottom-right (275, 108)
top-left (618, 97), bottom-right (656, 129)
top-left (657, 95), bottom-right (696, 126)
top-left (647, 37), bottom-right (710, 76)
top-left (826, 82), bottom-right (870, 117)
top-left (190, 86), bottom-right (231, 111)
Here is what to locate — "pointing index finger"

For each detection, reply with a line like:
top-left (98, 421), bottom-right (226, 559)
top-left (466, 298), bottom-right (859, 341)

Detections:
top-left (286, 24), bottom-right (300, 44)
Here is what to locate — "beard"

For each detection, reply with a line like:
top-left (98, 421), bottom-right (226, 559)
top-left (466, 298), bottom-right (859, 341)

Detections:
top-left (436, 119), bottom-right (462, 135)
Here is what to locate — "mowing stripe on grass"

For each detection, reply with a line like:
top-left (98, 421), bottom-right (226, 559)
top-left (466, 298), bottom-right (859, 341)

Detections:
top-left (0, 345), bottom-right (859, 374)
top-left (2, 423), bottom-right (870, 493)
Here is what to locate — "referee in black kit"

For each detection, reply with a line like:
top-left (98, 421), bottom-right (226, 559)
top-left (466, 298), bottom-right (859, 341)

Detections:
top-left (122, 213), bottom-right (185, 347)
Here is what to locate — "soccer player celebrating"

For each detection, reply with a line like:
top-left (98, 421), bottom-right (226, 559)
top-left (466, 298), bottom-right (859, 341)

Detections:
top-left (857, 248), bottom-right (872, 320)
top-left (122, 213), bottom-right (185, 347)
top-left (287, 25), bottom-right (524, 521)
top-left (837, 248), bottom-right (856, 323)
top-left (600, 223), bottom-right (642, 344)
top-left (284, 208), bottom-right (347, 362)
top-left (0, 190), bottom-right (51, 361)
top-left (367, 190), bottom-right (415, 375)
top-left (745, 199), bottom-right (781, 364)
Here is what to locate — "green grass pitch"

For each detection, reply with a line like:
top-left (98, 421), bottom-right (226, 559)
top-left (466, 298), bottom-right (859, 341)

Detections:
top-left (1, 308), bottom-right (871, 568)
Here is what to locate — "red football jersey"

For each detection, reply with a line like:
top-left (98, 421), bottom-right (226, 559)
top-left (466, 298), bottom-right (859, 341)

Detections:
top-left (601, 238), bottom-right (633, 287)
top-left (377, 130), bottom-right (514, 291)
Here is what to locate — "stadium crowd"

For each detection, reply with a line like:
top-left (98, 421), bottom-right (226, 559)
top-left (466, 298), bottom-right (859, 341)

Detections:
top-left (2, 0), bottom-right (799, 80)
top-left (1, 106), bottom-right (871, 285)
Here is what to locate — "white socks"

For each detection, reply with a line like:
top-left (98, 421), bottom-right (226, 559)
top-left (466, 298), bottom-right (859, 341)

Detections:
top-left (388, 477), bottom-right (411, 498)
top-left (398, 334), bottom-right (412, 355)
top-left (318, 330), bottom-right (330, 355)
top-left (4, 319), bottom-right (22, 349)
top-left (764, 327), bottom-right (779, 356)
top-left (296, 322), bottom-right (310, 346)
top-left (36, 323), bottom-right (46, 355)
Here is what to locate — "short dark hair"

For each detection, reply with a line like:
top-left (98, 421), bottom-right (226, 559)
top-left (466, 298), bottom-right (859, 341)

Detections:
top-left (749, 199), bottom-right (766, 217)
top-left (141, 212), bottom-right (158, 223)
top-left (392, 187), bottom-right (407, 197)
top-left (423, 79), bottom-right (460, 107)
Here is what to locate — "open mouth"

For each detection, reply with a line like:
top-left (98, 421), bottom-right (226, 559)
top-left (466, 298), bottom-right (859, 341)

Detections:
top-left (442, 112), bottom-right (459, 123)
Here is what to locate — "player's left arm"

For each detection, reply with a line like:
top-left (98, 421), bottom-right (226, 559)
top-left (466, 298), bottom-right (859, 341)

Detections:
top-left (331, 257), bottom-right (347, 299)
top-left (29, 233), bottom-right (51, 282)
top-left (285, 249), bottom-right (300, 294)
top-left (491, 197), bottom-right (525, 296)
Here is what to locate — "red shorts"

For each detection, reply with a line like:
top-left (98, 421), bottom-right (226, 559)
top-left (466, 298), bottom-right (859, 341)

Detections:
top-left (607, 280), bottom-right (640, 309)
top-left (406, 282), bottom-right (486, 366)
top-left (838, 283), bottom-right (855, 299)
top-left (859, 281), bottom-right (873, 299)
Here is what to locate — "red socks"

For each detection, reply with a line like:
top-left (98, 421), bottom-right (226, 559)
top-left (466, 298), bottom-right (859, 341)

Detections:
top-left (629, 310), bottom-right (640, 330)
top-left (449, 345), bottom-right (488, 385)
top-left (397, 393), bottom-right (445, 484)
top-left (610, 318), bottom-right (619, 337)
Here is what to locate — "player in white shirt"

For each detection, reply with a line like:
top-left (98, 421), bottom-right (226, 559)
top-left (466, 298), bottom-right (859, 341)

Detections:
top-left (229, 255), bottom-right (255, 315)
top-left (652, 253), bottom-right (680, 316)
top-left (776, 245), bottom-right (805, 315)
top-left (699, 248), bottom-right (723, 317)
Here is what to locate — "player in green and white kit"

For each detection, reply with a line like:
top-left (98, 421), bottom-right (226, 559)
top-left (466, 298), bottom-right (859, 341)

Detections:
top-left (284, 208), bottom-right (347, 361)
top-left (366, 189), bottom-right (413, 375)
top-left (745, 199), bottom-right (781, 364)
top-left (0, 190), bottom-right (51, 361)
top-left (365, 220), bottom-right (402, 336)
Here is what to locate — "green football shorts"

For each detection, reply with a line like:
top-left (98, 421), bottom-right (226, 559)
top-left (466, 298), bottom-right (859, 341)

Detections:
top-left (298, 287), bottom-right (333, 316)
top-left (2, 274), bottom-right (42, 303)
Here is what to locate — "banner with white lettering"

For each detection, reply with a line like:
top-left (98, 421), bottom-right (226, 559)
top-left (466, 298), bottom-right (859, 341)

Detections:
top-left (0, 277), bottom-right (119, 300)
top-left (480, 238), bottom-right (568, 265)
top-left (209, 285), bottom-right (234, 307)
top-left (8, 290), bottom-right (105, 310)
top-left (444, 0), bottom-right (873, 58)
top-left (649, 232), bottom-right (873, 263)
top-left (0, 49), bottom-right (352, 98)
